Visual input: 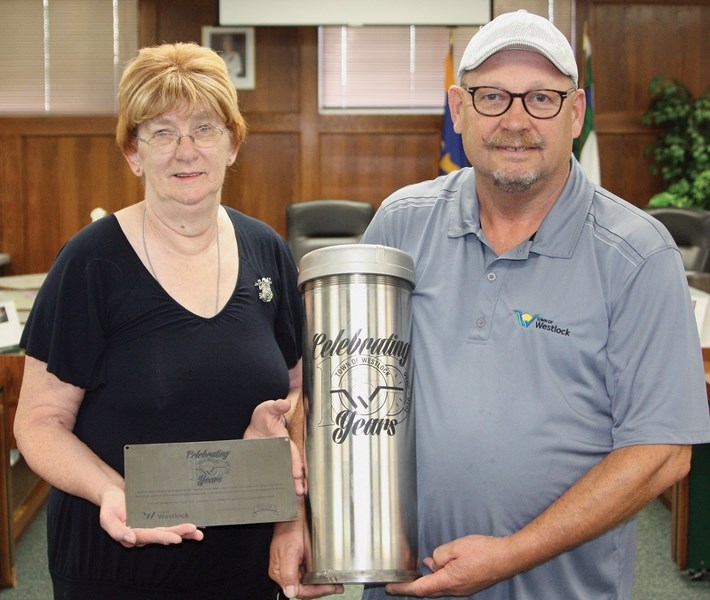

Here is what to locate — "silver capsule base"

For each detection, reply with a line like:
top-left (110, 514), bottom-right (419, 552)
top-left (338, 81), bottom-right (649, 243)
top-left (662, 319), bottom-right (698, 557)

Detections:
top-left (303, 568), bottom-right (420, 584)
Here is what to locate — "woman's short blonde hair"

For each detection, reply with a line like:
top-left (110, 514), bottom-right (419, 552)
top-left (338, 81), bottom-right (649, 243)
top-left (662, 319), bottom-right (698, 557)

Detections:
top-left (116, 42), bottom-right (247, 154)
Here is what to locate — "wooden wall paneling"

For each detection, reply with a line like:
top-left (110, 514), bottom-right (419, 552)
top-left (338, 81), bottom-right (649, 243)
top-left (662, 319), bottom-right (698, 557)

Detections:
top-left (222, 27), bottom-right (305, 237)
top-left (139, 0), bottom-right (218, 48)
top-left (222, 132), bottom-right (301, 235)
top-left (595, 110), bottom-right (665, 206)
top-left (0, 135), bottom-right (25, 274)
top-left (582, 1), bottom-right (710, 206)
top-left (597, 133), bottom-right (663, 207)
top-left (0, 117), bottom-right (118, 137)
top-left (236, 26), bottom-right (444, 224)
top-left (591, 3), bottom-right (709, 112)
top-left (319, 132), bottom-right (441, 205)
top-left (22, 134), bottom-right (141, 274)
top-left (83, 139), bottom-right (144, 218)
top-left (137, 0), bottom-right (158, 48)
top-left (62, 137), bottom-right (118, 231)
top-left (317, 113), bottom-right (442, 204)
top-left (297, 27), bottom-right (321, 202)
top-left (24, 137), bottom-right (65, 273)
top-left (237, 27), bottom-right (302, 116)
top-left (24, 136), bottom-right (95, 273)
top-left (0, 117), bottom-right (128, 274)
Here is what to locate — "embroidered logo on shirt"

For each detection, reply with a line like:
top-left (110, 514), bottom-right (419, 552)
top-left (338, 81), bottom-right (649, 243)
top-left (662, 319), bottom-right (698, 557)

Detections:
top-left (514, 310), bottom-right (541, 328)
top-left (514, 310), bottom-right (571, 336)
top-left (255, 277), bottom-right (273, 303)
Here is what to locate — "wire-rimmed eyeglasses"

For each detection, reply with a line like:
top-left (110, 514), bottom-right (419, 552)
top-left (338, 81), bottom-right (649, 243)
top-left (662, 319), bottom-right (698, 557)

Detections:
top-left (464, 86), bottom-right (577, 119)
top-left (136, 124), bottom-right (228, 153)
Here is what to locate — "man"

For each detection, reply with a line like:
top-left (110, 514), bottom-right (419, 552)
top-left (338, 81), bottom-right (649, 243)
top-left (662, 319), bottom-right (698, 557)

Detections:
top-left (270, 11), bottom-right (710, 599)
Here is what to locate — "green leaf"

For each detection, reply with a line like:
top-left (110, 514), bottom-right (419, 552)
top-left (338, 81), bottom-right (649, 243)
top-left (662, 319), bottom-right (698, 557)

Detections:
top-left (642, 76), bottom-right (710, 208)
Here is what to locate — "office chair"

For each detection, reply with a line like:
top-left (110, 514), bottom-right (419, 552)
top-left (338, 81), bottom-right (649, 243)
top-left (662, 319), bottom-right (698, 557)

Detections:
top-left (286, 200), bottom-right (375, 265)
top-left (646, 207), bottom-right (710, 273)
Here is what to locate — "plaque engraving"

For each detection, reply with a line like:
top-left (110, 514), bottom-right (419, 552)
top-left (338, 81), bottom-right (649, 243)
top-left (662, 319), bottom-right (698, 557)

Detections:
top-left (124, 437), bottom-right (297, 527)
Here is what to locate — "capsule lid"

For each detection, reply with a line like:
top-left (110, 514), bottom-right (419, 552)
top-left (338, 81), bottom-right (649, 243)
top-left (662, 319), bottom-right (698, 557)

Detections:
top-left (297, 244), bottom-right (415, 287)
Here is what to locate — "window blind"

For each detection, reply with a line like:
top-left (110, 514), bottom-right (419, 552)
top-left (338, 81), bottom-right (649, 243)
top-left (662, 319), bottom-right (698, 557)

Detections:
top-left (318, 0), bottom-right (574, 114)
top-left (0, 0), bottom-right (138, 114)
top-left (319, 26), bottom-right (479, 114)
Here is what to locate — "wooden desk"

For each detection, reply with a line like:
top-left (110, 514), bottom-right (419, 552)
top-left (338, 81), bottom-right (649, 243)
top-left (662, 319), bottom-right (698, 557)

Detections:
top-left (0, 353), bottom-right (51, 587)
top-left (670, 347), bottom-right (710, 571)
top-left (0, 273), bottom-right (49, 588)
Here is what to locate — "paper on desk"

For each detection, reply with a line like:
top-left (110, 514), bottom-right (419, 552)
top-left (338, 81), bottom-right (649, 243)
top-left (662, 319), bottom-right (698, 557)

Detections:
top-left (0, 300), bottom-right (23, 349)
top-left (0, 273), bottom-right (47, 290)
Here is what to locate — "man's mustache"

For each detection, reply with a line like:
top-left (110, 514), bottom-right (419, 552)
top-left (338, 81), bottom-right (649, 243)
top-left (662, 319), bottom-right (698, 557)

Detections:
top-left (483, 133), bottom-right (544, 149)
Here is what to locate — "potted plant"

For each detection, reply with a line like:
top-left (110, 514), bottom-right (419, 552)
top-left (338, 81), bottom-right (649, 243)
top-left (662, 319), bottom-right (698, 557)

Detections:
top-left (641, 75), bottom-right (710, 208)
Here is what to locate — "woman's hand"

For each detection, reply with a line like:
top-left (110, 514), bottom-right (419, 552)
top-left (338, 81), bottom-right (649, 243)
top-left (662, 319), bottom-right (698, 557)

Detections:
top-left (98, 485), bottom-right (204, 548)
top-left (244, 398), bottom-right (305, 496)
top-left (244, 397), bottom-right (293, 439)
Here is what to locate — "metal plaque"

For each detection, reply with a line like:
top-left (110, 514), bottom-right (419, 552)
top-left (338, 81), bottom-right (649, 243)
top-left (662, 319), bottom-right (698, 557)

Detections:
top-left (124, 437), bottom-right (297, 528)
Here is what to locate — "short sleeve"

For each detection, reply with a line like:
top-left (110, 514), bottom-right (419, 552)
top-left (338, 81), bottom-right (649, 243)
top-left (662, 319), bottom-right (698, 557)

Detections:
top-left (21, 220), bottom-right (125, 390)
top-left (607, 248), bottom-right (710, 447)
top-left (272, 233), bottom-right (303, 368)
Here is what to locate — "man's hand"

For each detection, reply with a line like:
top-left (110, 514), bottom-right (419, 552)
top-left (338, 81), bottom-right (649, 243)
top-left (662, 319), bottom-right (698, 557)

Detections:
top-left (269, 500), bottom-right (344, 598)
top-left (384, 535), bottom-right (515, 597)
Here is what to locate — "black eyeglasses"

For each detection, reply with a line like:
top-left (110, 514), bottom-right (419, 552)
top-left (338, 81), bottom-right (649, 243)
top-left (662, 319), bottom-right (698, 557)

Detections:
top-left (464, 86), bottom-right (577, 119)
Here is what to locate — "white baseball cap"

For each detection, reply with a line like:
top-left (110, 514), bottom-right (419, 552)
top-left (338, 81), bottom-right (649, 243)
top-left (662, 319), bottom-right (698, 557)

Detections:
top-left (458, 10), bottom-right (578, 86)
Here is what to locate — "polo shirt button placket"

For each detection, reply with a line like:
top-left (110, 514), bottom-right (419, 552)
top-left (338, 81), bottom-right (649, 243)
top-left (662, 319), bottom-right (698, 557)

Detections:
top-left (468, 264), bottom-right (503, 340)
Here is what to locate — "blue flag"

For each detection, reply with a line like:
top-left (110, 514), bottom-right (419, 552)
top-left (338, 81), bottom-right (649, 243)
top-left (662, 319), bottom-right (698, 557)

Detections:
top-left (439, 43), bottom-right (469, 175)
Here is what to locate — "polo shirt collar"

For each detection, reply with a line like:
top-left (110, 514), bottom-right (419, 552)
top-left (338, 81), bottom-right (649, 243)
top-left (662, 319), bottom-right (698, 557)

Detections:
top-left (448, 158), bottom-right (595, 259)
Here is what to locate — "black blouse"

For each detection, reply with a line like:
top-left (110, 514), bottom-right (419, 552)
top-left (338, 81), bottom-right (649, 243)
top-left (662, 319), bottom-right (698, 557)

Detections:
top-left (21, 207), bottom-right (302, 598)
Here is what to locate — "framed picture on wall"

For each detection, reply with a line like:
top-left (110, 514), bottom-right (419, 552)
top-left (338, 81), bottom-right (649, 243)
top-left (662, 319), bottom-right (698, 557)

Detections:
top-left (201, 26), bottom-right (255, 89)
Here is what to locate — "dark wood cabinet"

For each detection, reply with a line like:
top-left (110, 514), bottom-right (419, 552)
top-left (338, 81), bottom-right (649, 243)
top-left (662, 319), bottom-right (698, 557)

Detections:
top-left (0, 353), bottom-right (50, 588)
top-left (670, 350), bottom-right (710, 572)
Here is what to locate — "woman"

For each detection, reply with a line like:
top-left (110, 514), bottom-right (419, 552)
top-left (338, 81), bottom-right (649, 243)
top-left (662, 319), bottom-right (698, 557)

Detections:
top-left (13, 43), bottom-right (303, 599)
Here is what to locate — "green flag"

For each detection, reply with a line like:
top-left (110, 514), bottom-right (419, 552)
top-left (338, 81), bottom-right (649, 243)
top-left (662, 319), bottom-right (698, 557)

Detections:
top-left (573, 29), bottom-right (601, 185)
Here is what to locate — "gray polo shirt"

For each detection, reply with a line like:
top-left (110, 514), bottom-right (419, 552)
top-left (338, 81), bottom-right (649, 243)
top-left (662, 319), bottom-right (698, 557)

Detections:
top-left (361, 159), bottom-right (710, 600)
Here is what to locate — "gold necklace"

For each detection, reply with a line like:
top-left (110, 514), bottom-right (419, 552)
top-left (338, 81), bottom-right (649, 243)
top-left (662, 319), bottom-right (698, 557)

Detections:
top-left (142, 208), bottom-right (221, 315)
